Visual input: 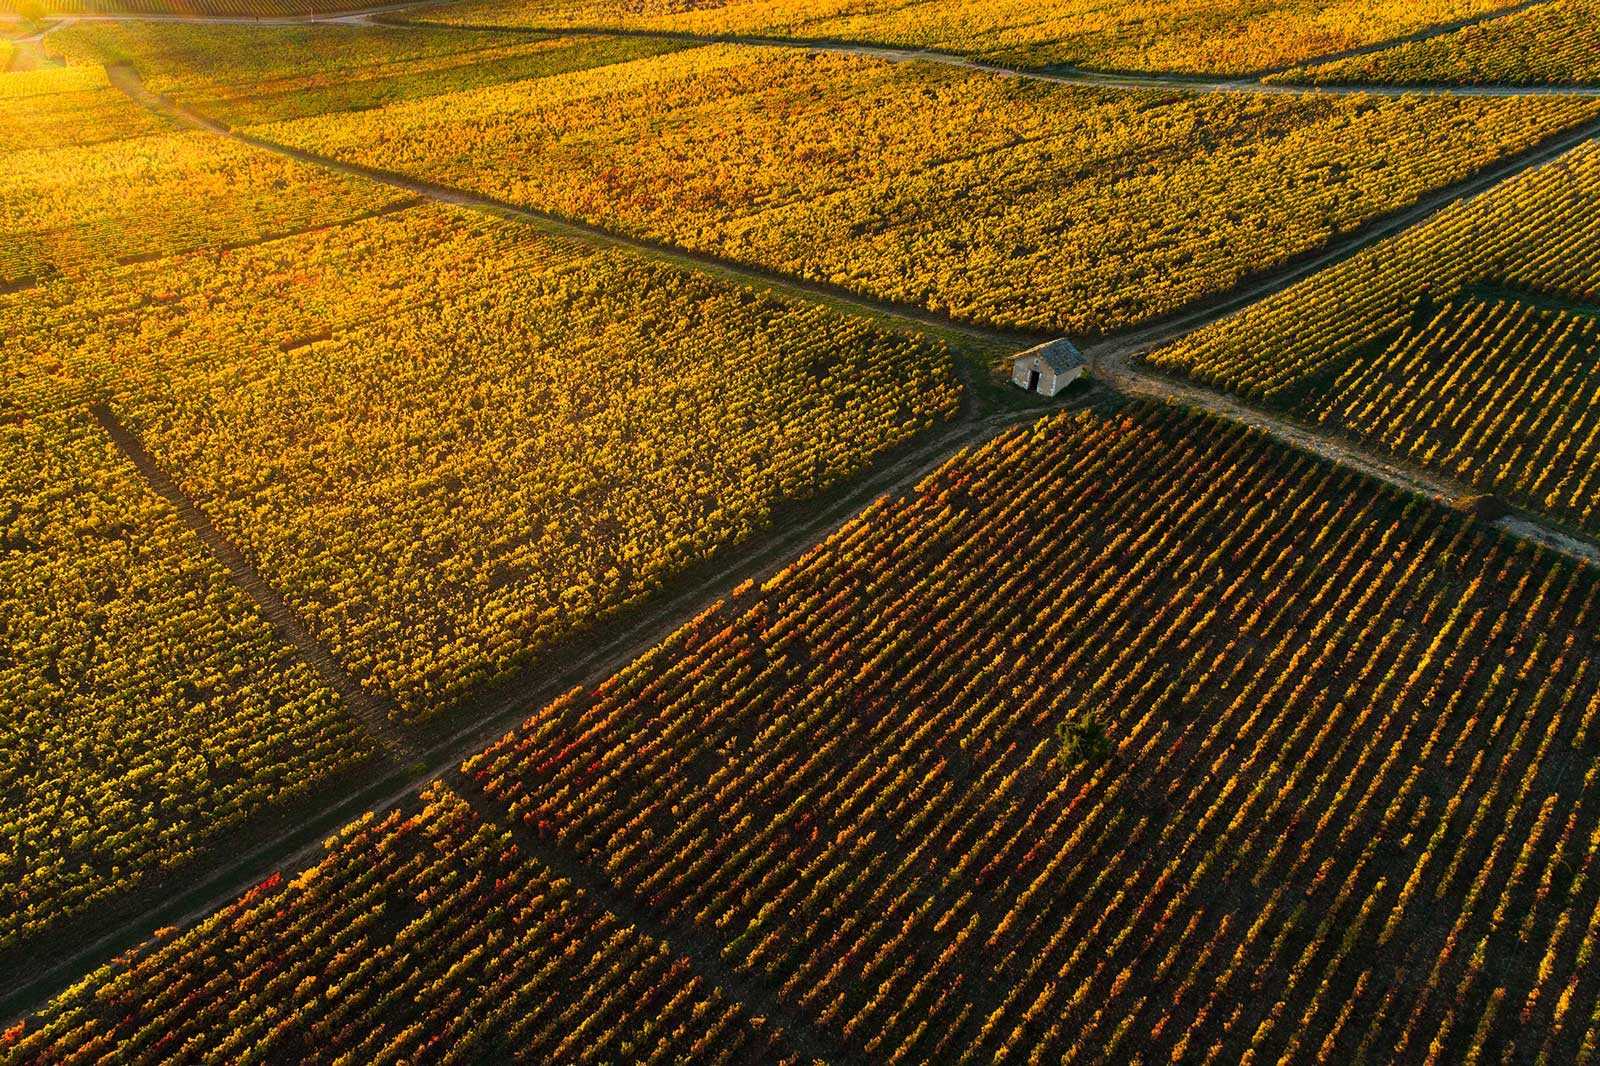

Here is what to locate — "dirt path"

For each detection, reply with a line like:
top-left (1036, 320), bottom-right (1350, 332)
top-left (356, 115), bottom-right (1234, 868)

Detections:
top-left (448, 775), bottom-right (864, 1065)
top-left (13, 0), bottom-right (1592, 96)
top-left (1089, 360), bottom-right (1600, 565)
top-left (389, 16), bottom-right (1600, 98)
top-left (91, 403), bottom-right (424, 763)
top-left (4, 389), bottom-right (1008, 1022)
top-left (105, 58), bottom-right (1600, 560)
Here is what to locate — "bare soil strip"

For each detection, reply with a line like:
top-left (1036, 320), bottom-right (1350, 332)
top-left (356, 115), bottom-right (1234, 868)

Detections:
top-left (90, 402), bottom-right (424, 763)
top-left (449, 774), bottom-right (864, 1065)
top-left (387, 16), bottom-right (1600, 97)
top-left (111, 56), bottom-right (1600, 559)
top-left (1090, 361), bottom-right (1600, 565)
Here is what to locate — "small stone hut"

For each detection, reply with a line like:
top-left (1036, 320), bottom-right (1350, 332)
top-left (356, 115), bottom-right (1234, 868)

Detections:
top-left (1011, 339), bottom-right (1087, 398)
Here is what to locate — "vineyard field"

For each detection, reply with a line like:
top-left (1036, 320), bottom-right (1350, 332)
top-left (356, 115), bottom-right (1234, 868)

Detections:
top-left (8, 4), bottom-right (1600, 1060)
top-left (6, 203), bottom-right (961, 721)
top-left (0, 64), bottom-right (170, 150)
top-left (4, 783), bottom-right (792, 1064)
top-left (0, 0), bottom-right (382, 15)
top-left (13, 401), bottom-right (1600, 1063)
top-left (1150, 138), bottom-right (1600, 536)
top-left (0, 60), bottom-right (410, 287)
top-left (252, 44), bottom-right (1600, 337)
top-left (3, 130), bottom-right (409, 287)
top-left (0, 411), bottom-right (374, 964)
top-left (45, 22), bottom-right (689, 126)
top-left (1283, 0), bottom-right (1600, 86)
top-left (417, 0), bottom-right (1524, 76)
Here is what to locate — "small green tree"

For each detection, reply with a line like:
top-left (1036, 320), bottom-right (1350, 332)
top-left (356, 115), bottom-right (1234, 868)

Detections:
top-left (1056, 708), bottom-right (1110, 768)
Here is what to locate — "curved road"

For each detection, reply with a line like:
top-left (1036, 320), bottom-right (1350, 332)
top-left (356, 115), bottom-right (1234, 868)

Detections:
top-left (10, 0), bottom-right (1600, 98)
top-left (395, 20), bottom-right (1600, 99)
top-left (100, 55), bottom-right (1600, 562)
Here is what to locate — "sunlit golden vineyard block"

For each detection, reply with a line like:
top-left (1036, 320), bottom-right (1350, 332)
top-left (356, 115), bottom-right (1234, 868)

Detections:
top-left (0, 64), bottom-right (169, 150)
top-left (46, 22), bottom-right (689, 126)
top-left (1152, 138), bottom-right (1600, 535)
top-left (1, 126), bottom-right (409, 287)
top-left (421, 0), bottom-right (1521, 76)
top-left (5, 204), bottom-right (960, 720)
top-left (0, 412), bottom-right (373, 959)
top-left (255, 45), bottom-right (1600, 337)
top-left (0, 58), bottom-right (408, 286)
top-left (1284, 0), bottom-right (1600, 85)
top-left (0, 0), bottom-right (375, 15)
top-left (17, 402), bottom-right (1600, 1063)
top-left (5, 784), bottom-right (786, 1063)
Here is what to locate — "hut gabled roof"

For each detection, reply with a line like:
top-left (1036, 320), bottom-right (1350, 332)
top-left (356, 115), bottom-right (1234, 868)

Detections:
top-left (1016, 339), bottom-right (1086, 374)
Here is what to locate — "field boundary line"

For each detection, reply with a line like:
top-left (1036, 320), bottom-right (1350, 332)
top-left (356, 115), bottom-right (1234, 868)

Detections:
top-left (2, 0), bottom-right (452, 30)
top-left (384, 15), bottom-right (1600, 97)
top-left (102, 64), bottom-right (1043, 351)
top-left (1254, 0), bottom-right (1563, 80)
top-left (14, 1), bottom-right (1588, 94)
top-left (1088, 365), bottom-right (1600, 565)
top-left (3, 394), bottom-right (1004, 1023)
top-left (102, 58), bottom-right (1600, 355)
top-left (104, 59), bottom-right (1600, 555)
top-left (90, 402), bottom-right (424, 763)
top-left (448, 774), bottom-right (863, 1065)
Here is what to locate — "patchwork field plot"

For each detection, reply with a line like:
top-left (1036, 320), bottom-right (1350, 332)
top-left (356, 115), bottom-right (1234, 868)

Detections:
top-left (0, 411), bottom-right (374, 963)
top-left (2, 130), bottom-right (408, 287)
top-left (252, 45), bottom-right (1600, 337)
top-left (417, 0), bottom-right (1525, 76)
top-left (1284, 0), bottom-right (1600, 85)
top-left (46, 22), bottom-right (689, 126)
top-left (0, 0), bottom-right (382, 15)
top-left (1150, 138), bottom-right (1600, 536)
top-left (14, 402), bottom-right (1600, 1064)
top-left (0, 61), bottom-right (410, 287)
top-left (0, 64), bottom-right (167, 150)
top-left (5, 783), bottom-right (792, 1064)
top-left (6, 203), bottom-right (961, 721)
top-left (8, 2), bottom-right (1600, 1058)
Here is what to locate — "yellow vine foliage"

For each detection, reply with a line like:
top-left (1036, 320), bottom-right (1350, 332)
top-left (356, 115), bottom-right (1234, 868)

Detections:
top-left (6, 204), bottom-right (961, 720)
top-left (424, 0), bottom-right (1523, 75)
top-left (0, 59), bottom-right (409, 287)
top-left (0, 64), bottom-right (168, 150)
top-left (44, 21), bottom-right (690, 126)
top-left (1151, 139), bottom-right (1600, 535)
top-left (0, 0), bottom-right (373, 14)
top-left (0, 411), bottom-right (372, 954)
top-left (258, 45), bottom-right (1600, 336)
top-left (2, 131), bottom-right (409, 287)
top-left (1282, 0), bottom-right (1600, 86)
